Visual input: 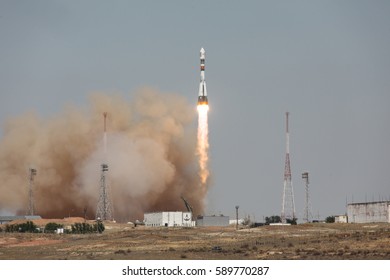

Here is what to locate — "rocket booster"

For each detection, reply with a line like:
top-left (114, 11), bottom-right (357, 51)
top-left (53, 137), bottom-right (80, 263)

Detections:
top-left (197, 48), bottom-right (208, 105)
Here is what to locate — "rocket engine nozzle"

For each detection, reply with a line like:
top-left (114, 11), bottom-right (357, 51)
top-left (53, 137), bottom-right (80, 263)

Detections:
top-left (197, 96), bottom-right (208, 105)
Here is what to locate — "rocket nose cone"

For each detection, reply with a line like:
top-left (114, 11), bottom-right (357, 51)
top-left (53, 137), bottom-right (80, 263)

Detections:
top-left (200, 47), bottom-right (205, 54)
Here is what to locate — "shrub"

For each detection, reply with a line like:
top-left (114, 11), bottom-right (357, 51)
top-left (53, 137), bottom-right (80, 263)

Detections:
top-left (44, 223), bottom-right (63, 233)
top-left (70, 222), bottom-right (105, 234)
top-left (286, 218), bottom-right (298, 225)
top-left (325, 216), bottom-right (335, 223)
top-left (5, 221), bottom-right (37, 233)
top-left (71, 223), bottom-right (94, 234)
top-left (96, 220), bottom-right (105, 233)
top-left (265, 216), bottom-right (281, 224)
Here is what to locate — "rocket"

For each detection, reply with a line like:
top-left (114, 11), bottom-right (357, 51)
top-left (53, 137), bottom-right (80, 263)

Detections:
top-left (197, 48), bottom-right (208, 105)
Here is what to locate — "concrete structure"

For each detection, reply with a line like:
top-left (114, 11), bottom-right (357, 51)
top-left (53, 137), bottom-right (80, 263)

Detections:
top-left (144, 212), bottom-right (193, 227)
top-left (229, 219), bottom-right (244, 225)
top-left (335, 215), bottom-right (348, 223)
top-left (197, 215), bottom-right (229, 226)
top-left (0, 215), bottom-right (41, 224)
top-left (347, 201), bottom-right (390, 223)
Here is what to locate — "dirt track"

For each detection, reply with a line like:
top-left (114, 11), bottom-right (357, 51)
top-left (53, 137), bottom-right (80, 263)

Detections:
top-left (1, 221), bottom-right (390, 259)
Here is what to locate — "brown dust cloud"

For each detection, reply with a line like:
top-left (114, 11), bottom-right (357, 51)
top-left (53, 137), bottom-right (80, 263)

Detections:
top-left (0, 88), bottom-right (208, 221)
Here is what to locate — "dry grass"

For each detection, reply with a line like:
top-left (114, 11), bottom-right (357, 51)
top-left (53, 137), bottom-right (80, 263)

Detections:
top-left (1, 220), bottom-right (390, 260)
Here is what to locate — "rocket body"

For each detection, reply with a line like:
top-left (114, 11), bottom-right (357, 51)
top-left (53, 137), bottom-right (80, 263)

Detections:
top-left (197, 48), bottom-right (208, 105)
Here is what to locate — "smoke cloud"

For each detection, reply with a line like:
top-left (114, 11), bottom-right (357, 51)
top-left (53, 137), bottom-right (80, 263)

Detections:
top-left (0, 88), bottom-right (206, 221)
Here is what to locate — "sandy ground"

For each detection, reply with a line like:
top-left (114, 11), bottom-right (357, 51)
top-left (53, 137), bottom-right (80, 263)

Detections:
top-left (0, 219), bottom-right (389, 260)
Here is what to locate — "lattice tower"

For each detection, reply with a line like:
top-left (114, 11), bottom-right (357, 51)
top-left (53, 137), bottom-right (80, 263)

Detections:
top-left (302, 172), bottom-right (312, 223)
top-left (281, 112), bottom-right (296, 223)
top-left (95, 112), bottom-right (114, 221)
top-left (27, 167), bottom-right (37, 216)
top-left (96, 163), bottom-right (113, 220)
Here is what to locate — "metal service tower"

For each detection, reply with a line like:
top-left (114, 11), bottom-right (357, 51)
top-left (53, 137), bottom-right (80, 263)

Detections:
top-left (281, 112), bottom-right (296, 223)
top-left (96, 112), bottom-right (113, 221)
top-left (27, 167), bottom-right (37, 216)
top-left (302, 172), bottom-right (311, 223)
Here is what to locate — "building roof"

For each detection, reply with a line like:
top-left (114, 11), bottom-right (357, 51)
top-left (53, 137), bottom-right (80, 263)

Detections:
top-left (348, 201), bottom-right (390, 206)
top-left (0, 215), bottom-right (42, 222)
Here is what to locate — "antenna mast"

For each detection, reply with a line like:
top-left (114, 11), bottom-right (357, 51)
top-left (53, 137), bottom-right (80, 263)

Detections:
top-left (281, 112), bottom-right (296, 223)
top-left (96, 112), bottom-right (113, 221)
top-left (302, 172), bottom-right (311, 223)
top-left (27, 167), bottom-right (37, 216)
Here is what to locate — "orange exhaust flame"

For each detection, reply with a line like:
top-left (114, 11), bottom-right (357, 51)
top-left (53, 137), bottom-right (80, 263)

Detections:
top-left (197, 104), bottom-right (209, 186)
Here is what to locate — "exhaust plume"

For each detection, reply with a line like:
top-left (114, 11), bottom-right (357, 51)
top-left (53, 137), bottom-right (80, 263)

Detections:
top-left (0, 88), bottom-right (206, 221)
top-left (196, 104), bottom-right (209, 192)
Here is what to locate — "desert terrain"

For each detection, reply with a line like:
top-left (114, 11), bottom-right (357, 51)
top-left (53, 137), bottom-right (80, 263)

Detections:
top-left (1, 219), bottom-right (389, 260)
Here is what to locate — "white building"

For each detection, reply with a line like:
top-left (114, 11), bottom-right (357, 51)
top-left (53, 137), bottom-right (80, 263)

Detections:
top-left (144, 211), bottom-right (193, 227)
top-left (335, 215), bottom-right (348, 223)
top-left (229, 219), bottom-right (244, 225)
top-left (347, 201), bottom-right (390, 223)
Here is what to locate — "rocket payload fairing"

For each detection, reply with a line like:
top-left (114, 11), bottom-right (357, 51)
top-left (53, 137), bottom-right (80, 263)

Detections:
top-left (197, 48), bottom-right (208, 105)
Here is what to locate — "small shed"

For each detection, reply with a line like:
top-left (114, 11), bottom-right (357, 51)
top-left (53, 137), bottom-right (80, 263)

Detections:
top-left (335, 215), bottom-right (348, 223)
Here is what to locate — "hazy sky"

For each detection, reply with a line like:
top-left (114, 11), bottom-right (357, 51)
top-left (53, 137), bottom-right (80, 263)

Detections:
top-left (1, 0), bottom-right (389, 221)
